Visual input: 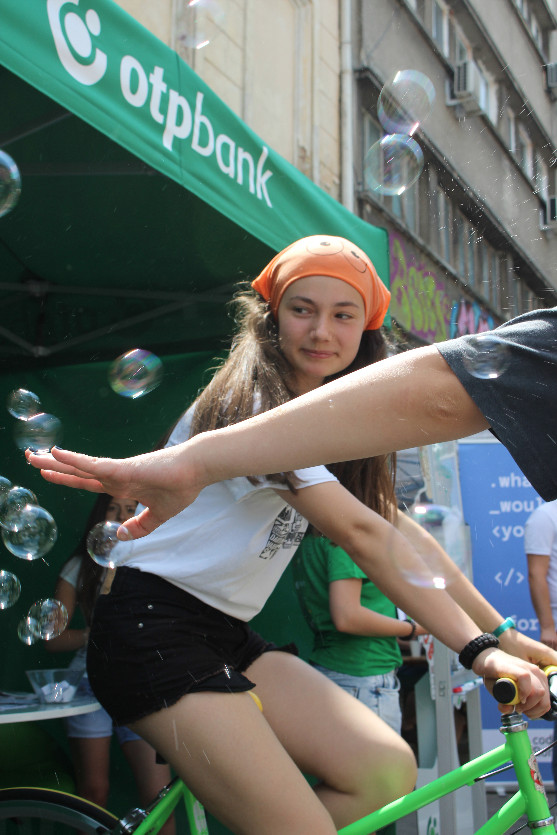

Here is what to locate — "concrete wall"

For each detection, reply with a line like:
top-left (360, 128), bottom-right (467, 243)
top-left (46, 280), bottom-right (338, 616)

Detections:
top-left (114, 0), bottom-right (342, 198)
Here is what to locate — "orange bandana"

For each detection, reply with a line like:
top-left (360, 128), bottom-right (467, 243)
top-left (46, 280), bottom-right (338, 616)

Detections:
top-left (251, 235), bottom-right (390, 330)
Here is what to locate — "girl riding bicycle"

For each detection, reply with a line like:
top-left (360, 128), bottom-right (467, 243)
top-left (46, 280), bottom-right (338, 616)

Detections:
top-left (29, 237), bottom-right (557, 835)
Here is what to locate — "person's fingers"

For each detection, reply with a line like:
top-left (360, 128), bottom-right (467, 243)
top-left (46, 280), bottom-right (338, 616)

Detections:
top-left (117, 508), bottom-right (161, 540)
top-left (39, 469), bottom-right (105, 492)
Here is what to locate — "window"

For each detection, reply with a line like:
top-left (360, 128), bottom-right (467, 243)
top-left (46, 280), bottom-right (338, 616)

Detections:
top-left (432, 0), bottom-right (449, 56)
top-left (514, 0), bottom-right (529, 21)
top-left (516, 125), bottom-right (534, 179)
top-left (406, 0), bottom-right (425, 21)
top-left (454, 212), bottom-right (467, 279)
top-left (454, 32), bottom-right (468, 65)
top-left (362, 111), bottom-right (382, 197)
top-left (500, 105), bottom-right (516, 153)
top-left (533, 152), bottom-right (548, 198)
top-left (467, 226), bottom-right (477, 288)
top-left (530, 13), bottom-right (543, 51)
top-left (476, 64), bottom-right (490, 115)
top-left (438, 189), bottom-right (451, 262)
top-left (478, 241), bottom-right (490, 300)
top-left (490, 252), bottom-right (500, 310)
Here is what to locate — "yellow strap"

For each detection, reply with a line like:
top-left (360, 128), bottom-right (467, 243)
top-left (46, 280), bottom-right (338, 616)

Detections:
top-left (248, 691), bottom-right (263, 712)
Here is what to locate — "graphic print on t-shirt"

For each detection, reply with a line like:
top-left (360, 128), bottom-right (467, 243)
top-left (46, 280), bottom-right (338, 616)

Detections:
top-left (259, 505), bottom-right (306, 560)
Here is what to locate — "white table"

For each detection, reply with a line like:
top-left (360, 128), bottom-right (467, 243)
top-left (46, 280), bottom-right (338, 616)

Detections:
top-left (0, 694), bottom-right (101, 724)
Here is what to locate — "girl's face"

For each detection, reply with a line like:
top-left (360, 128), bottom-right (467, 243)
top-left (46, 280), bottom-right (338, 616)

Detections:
top-left (106, 497), bottom-right (137, 524)
top-left (277, 275), bottom-right (366, 394)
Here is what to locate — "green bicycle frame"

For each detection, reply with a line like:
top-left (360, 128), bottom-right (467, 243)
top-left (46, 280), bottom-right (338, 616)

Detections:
top-left (339, 712), bottom-right (556, 835)
top-left (124, 779), bottom-right (209, 835)
top-left (119, 712), bottom-right (556, 835)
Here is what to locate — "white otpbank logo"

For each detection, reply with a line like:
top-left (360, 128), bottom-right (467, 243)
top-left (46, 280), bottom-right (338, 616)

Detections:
top-left (47, 0), bottom-right (107, 85)
top-left (46, 0), bottom-right (273, 206)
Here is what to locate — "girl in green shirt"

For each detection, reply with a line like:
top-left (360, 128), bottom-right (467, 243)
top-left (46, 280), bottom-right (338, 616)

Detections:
top-left (294, 533), bottom-right (426, 734)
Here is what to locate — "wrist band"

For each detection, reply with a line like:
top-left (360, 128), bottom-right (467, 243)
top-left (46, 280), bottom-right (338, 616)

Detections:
top-left (493, 617), bottom-right (516, 638)
top-left (458, 633), bottom-right (499, 669)
top-left (405, 619), bottom-right (417, 640)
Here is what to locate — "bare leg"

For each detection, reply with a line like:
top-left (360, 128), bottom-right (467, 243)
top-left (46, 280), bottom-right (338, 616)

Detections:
top-left (129, 690), bottom-right (338, 835)
top-left (246, 652), bottom-right (417, 829)
top-left (120, 738), bottom-right (176, 835)
top-left (68, 736), bottom-right (111, 807)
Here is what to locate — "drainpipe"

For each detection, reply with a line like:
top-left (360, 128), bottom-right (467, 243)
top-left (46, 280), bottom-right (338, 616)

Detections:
top-left (340, 0), bottom-right (355, 211)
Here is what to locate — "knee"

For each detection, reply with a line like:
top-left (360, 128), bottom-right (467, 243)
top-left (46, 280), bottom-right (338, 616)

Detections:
top-left (381, 737), bottom-right (417, 800)
top-left (360, 735), bottom-right (417, 808)
top-left (77, 775), bottom-right (110, 807)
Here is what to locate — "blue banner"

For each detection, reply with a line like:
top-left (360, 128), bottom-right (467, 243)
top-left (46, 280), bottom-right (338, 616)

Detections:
top-left (458, 437), bottom-right (551, 782)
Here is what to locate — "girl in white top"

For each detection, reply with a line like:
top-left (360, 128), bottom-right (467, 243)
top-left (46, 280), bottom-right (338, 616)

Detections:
top-left (29, 237), bottom-right (557, 835)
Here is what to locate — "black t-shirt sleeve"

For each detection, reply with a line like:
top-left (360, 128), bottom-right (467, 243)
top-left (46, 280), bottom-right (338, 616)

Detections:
top-left (436, 307), bottom-right (557, 501)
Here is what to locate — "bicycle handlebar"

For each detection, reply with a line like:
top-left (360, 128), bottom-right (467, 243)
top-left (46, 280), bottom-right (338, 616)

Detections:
top-left (493, 664), bottom-right (557, 719)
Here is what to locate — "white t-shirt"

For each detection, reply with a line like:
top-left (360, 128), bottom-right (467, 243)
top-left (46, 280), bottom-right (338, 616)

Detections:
top-left (524, 500), bottom-right (557, 612)
top-left (111, 407), bottom-right (337, 620)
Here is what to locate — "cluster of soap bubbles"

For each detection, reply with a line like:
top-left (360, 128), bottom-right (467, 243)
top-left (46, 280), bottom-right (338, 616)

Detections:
top-left (17, 598), bottom-right (68, 646)
top-left (0, 150), bottom-right (21, 218)
top-left (0, 473), bottom-right (61, 641)
top-left (179, 0), bottom-right (226, 50)
top-left (108, 349), bottom-right (163, 399)
top-left (0, 482), bottom-right (58, 561)
top-left (1, 354), bottom-right (160, 651)
top-left (365, 70), bottom-right (435, 196)
top-left (0, 477), bottom-right (65, 644)
top-left (7, 388), bottom-right (62, 453)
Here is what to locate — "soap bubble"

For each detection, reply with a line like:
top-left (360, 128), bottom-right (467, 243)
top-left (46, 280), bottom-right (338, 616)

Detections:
top-left (391, 503), bottom-right (464, 589)
top-left (180, 0), bottom-right (226, 49)
top-left (86, 521), bottom-right (121, 568)
top-left (7, 388), bottom-right (41, 420)
top-left (18, 616), bottom-right (39, 646)
top-left (0, 487), bottom-right (38, 530)
top-left (462, 334), bottom-right (511, 379)
top-left (0, 570), bottom-right (21, 609)
top-left (0, 477), bottom-right (12, 504)
top-left (27, 598), bottom-right (68, 640)
top-left (1, 504), bottom-right (58, 560)
top-left (0, 150), bottom-right (22, 218)
top-left (108, 349), bottom-right (163, 399)
top-left (364, 135), bottom-right (424, 196)
top-left (13, 412), bottom-right (62, 453)
top-left (378, 70), bottom-right (435, 135)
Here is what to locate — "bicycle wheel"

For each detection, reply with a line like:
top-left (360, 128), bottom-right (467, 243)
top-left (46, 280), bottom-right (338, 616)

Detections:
top-left (0, 786), bottom-right (118, 834)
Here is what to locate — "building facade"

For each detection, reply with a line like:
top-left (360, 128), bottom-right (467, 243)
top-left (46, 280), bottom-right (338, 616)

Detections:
top-left (116, 0), bottom-right (343, 200)
top-left (353, 0), bottom-right (557, 344)
top-left (116, 0), bottom-right (557, 345)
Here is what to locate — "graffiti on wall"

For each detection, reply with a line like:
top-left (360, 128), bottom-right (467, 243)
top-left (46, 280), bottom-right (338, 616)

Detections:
top-left (389, 231), bottom-right (496, 341)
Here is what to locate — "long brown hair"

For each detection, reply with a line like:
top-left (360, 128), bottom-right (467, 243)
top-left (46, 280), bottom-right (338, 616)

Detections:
top-left (68, 494), bottom-right (114, 626)
top-left (188, 288), bottom-right (397, 519)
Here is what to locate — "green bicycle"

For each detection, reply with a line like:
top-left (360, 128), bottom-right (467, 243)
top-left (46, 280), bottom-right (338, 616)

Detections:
top-left (0, 674), bottom-right (555, 835)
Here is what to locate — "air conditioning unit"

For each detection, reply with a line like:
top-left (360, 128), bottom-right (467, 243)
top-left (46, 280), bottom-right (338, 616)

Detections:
top-left (453, 60), bottom-right (484, 114)
top-left (546, 63), bottom-right (557, 92)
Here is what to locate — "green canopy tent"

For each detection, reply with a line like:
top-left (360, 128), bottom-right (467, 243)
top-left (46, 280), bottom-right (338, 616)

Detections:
top-left (0, 2), bottom-right (390, 795)
top-left (0, 0), bottom-right (389, 367)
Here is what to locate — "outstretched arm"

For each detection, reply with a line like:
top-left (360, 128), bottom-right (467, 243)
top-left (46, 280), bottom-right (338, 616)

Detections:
top-left (27, 345), bottom-right (488, 539)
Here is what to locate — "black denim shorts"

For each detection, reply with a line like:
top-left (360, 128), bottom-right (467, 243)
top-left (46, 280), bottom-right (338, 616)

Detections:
top-left (87, 567), bottom-right (293, 726)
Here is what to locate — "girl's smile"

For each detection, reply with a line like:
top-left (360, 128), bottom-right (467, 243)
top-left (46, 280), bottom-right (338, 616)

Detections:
top-left (277, 275), bottom-right (366, 394)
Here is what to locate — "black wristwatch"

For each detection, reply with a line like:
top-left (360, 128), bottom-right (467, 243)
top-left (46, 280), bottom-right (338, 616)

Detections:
top-left (458, 633), bottom-right (499, 669)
